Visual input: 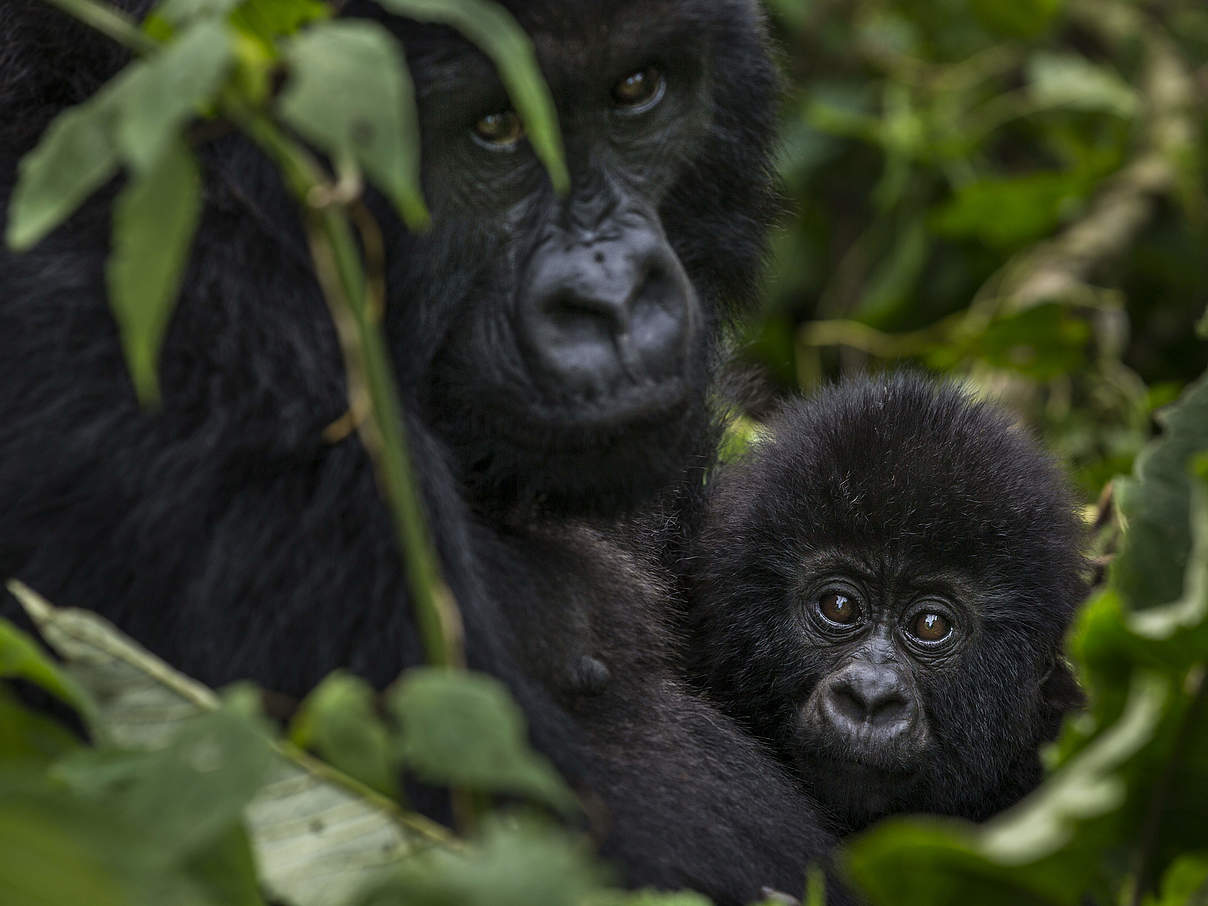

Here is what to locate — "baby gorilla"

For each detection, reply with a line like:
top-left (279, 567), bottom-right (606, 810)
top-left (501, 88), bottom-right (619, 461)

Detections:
top-left (686, 374), bottom-right (1087, 833)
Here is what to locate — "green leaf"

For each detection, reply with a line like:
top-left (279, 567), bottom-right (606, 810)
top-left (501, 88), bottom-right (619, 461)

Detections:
top-left (970, 0), bottom-right (1063, 39)
top-left (931, 172), bottom-right (1086, 249)
top-left (388, 668), bottom-right (577, 814)
top-left (5, 85), bottom-right (123, 251)
top-left (1027, 52), bottom-right (1138, 118)
top-left (0, 686), bottom-right (82, 763)
top-left (374, 0), bottom-right (569, 193)
top-left (0, 769), bottom-right (214, 906)
top-left (359, 817), bottom-right (604, 906)
top-left (52, 708), bottom-right (273, 862)
top-left (107, 139), bottom-right (203, 405)
top-left (115, 21), bottom-right (234, 172)
top-left (1113, 372), bottom-right (1208, 610)
top-left (11, 584), bottom-right (451, 906)
top-left (290, 671), bottom-right (398, 798)
top-left (0, 607), bottom-right (93, 720)
top-left (279, 20), bottom-right (428, 228)
top-left (154, 0), bottom-right (243, 28)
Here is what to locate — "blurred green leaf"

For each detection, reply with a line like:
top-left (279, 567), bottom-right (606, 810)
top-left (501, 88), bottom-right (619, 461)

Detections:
top-left (970, 0), bottom-right (1063, 39)
top-left (52, 708), bottom-right (273, 862)
top-left (0, 685), bottom-right (82, 763)
top-left (290, 671), bottom-right (398, 798)
top-left (154, 0), bottom-right (242, 27)
top-left (115, 21), bottom-right (233, 172)
top-left (5, 83), bottom-right (124, 250)
top-left (931, 172), bottom-right (1085, 248)
top-left (279, 20), bottom-right (429, 228)
top-left (1027, 52), bottom-right (1138, 118)
top-left (107, 139), bottom-right (202, 405)
top-left (359, 817), bottom-right (603, 906)
top-left (1113, 372), bottom-right (1208, 610)
top-left (374, 0), bottom-right (569, 193)
top-left (0, 766), bottom-right (257, 906)
top-left (389, 668), bottom-right (577, 814)
top-left (1143, 854), bottom-right (1208, 906)
top-left (0, 610), bottom-right (93, 720)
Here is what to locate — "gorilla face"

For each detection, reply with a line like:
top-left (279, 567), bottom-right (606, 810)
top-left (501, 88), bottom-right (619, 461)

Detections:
top-left (689, 376), bottom-right (1088, 832)
top-left (392, 0), bottom-right (780, 511)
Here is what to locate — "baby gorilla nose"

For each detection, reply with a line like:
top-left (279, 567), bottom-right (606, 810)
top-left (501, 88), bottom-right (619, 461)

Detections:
top-left (821, 662), bottom-right (918, 742)
top-left (519, 225), bottom-right (696, 407)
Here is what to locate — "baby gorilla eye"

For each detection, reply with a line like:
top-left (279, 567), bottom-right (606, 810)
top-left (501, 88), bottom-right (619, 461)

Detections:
top-left (911, 611), bottom-right (952, 643)
top-left (818, 591), bottom-right (859, 625)
top-left (612, 66), bottom-right (665, 111)
top-left (473, 110), bottom-right (524, 148)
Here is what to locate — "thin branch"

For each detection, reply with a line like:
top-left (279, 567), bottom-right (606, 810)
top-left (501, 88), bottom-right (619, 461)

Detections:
top-left (39, 0), bottom-right (158, 55)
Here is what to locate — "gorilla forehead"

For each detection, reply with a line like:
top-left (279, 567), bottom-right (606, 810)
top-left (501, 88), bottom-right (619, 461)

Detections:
top-left (402, 0), bottom-right (762, 95)
top-left (737, 375), bottom-right (1082, 585)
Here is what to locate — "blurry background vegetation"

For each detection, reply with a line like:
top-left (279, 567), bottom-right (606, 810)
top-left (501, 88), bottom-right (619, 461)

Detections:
top-left (740, 0), bottom-right (1208, 499)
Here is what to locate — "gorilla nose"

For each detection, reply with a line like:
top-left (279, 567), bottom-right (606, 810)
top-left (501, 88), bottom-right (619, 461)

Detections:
top-left (822, 663), bottom-right (917, 737)
top-left (518, 233), bottom-right (694, 397)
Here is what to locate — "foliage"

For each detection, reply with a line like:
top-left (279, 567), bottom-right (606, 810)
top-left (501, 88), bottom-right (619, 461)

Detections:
top-left (757, 0), bottom-right (1208, 497)
top-left (2, 0), bottom-right (1207, 904)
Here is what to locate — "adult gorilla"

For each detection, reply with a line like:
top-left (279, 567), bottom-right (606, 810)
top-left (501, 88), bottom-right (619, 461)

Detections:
top-left (0, 0), bottom-right (839, 901)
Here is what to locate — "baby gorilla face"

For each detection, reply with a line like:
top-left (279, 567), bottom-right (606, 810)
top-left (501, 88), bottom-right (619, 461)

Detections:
top-left (688, 375), bottom-right (1088, 832)
top-left (787, 559), bottom-right (998, 828)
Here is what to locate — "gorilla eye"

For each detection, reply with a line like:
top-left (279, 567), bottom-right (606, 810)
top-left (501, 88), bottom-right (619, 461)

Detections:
top-left (818, 592), bottom-right (859, 626)
top-left (910, 611), bottom-right (952, 643)
top-left (611, 66), bottom-right (665, 111)
top-left (473, 110), bottom-right (524, 148)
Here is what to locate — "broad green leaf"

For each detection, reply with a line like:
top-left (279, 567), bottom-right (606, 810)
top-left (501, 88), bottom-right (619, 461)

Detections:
top-left (115, 21), bottom-right (234, 172)
top-left (11, 584), bottom-right (450, 906)
top-left (279, 20), bottom-right (428, 228)
top-left (0, 686), bottom-right (82, 763)
top-left (290, 671), bottom-right (398, 798)
top-left (107, 139), bottom-right (203, 405)
top-left (374, 0), bottom-right (569, 193)
top-left (0, 769), bottom-right (217, 906)
top-left (1113, 372), bottom-right (1208, 610)
top-left (53, 708), bottom-right (273, 862)
top-left (358, 817), bottom-right (603, 906)
top-left (0, 606), bottom-right (93, 719)
top-left (389, 668), bottom-right (577, 814)
top-left (931, 172), bottom-right (1086, 249)
top-left (1027, 52), bottom-right (1138, 118)
top-left (5, 85), bottom-right (124, 251)
top-left (184, 824), bottom-right (266, 906)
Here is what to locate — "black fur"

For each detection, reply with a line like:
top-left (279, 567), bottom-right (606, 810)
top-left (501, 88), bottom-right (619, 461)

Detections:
top-left (687, 374), bottom-right (1087, 834)
top-left (0, 1), bottom-right (840, 901)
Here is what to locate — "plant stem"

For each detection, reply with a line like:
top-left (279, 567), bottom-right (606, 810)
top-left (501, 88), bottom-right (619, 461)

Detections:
top-left (235, 110), bottom-right (464, 669)
top-left (39, 0), bottom-right (158, 54)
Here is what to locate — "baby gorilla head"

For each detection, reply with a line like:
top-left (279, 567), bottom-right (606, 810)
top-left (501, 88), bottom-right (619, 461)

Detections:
top-left (688, 374), bottom-right (1087, 832)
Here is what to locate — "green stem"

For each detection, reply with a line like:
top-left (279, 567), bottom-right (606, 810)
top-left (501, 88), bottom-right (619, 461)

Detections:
top-left (235, 110), bottom-right (464, 669)
top-left (39, 0), bottom-right (158, 54)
